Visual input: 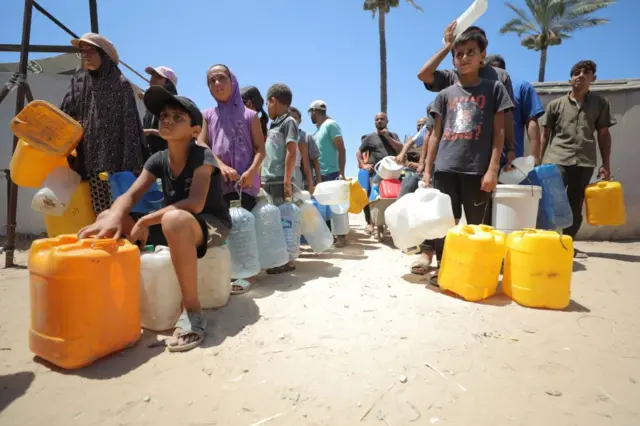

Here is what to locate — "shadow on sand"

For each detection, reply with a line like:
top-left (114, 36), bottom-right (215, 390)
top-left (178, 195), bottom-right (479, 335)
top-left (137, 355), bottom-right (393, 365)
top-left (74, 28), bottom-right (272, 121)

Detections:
top-left (585, 251), bottom-right (640, 263)
top-left (0, 371), bottom-right (35, 413)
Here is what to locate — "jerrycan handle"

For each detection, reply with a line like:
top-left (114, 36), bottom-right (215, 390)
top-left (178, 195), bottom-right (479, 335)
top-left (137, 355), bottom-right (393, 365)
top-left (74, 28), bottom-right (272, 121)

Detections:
top-left (477, 224), bottom-right (494, 232)
top-left (461, 225), bottom-right (476, 235)
top-left (11, 117), bottom-right (27, 126)
top-left (82, 238), bottom-right (121, 254)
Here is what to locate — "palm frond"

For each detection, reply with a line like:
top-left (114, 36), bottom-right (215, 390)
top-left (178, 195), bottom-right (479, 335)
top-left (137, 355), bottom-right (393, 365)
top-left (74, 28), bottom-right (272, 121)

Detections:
top-left (404, 0), bottom-right (424, 12)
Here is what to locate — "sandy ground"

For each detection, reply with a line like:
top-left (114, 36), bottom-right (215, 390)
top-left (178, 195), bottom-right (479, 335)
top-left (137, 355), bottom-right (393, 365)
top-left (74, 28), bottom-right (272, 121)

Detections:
top-left (1, 214), bottom-right (639, 426)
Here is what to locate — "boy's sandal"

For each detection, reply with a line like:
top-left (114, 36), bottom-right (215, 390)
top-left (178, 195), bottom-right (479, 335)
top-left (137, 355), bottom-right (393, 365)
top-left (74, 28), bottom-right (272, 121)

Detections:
top-left (267, 264), bottom-right (296, 275)
top-left (231, 279), bottom-right (253, 295)
top-left (410, 260), bottom-right (433, 276)
top-left (167, 311), bottom-right (207, 353)
top-left (428, 271), bottom-right (440, 288)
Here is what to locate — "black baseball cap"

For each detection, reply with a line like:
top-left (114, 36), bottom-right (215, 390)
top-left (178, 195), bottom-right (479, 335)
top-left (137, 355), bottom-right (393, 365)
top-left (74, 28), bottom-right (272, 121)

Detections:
top-left (144, 86), bottom-right (203, 127)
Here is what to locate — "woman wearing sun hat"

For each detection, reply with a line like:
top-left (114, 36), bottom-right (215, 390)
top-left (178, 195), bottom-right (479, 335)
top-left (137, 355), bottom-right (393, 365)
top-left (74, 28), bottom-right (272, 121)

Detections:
top-left (61, 32), bottom-right (145, 223)
top-left (142, 65), bottom-right (179, 155)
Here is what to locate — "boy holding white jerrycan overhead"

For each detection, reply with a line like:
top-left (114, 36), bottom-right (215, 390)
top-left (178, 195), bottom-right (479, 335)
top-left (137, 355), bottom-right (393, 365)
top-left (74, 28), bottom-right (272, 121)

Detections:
top-left (421, 29), bottom-right (514, 287)
top-left (79, 87), bottom-right (232, 353)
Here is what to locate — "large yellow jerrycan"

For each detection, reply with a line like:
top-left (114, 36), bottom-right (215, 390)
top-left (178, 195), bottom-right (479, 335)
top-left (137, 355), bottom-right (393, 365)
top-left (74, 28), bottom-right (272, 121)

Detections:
top-left (10, 100), bottom-right (83, 156)
top-left (585, 180), bottom-right (626, 226)
top-left (438, 225), bottom-right (506, 302)
top-left (44, 182), bottom-right (96, 237)
top-left (10, 139), bottom-right (70, 188)
top-left (348, 179), bottom-right (369, 214)
top-left (28, 236), bottom-right (141, 369)
top-left (503, 229), bottom-right (573, 310)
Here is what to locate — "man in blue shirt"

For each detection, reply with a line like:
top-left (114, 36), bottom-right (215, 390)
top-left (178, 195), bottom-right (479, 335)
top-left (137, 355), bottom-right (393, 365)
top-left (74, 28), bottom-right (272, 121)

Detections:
top-left (486, 54), bottom-right (545, 164)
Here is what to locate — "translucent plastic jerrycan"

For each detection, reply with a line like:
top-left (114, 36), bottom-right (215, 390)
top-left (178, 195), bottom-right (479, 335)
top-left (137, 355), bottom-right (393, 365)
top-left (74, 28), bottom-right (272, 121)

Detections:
top-left (279, 201), bottom-right (302, 261)
top-left (499, 156), bottom-right (535, 185)
top-left (139, 246), bottom-right (182, 331)
top-left (385, 188), bottom-right (455, 251)
top-left (438, 225), bottom-right (506, 302)
top-left (300, 201), bottom-right (333, 252)
top-left (44, 182), bottom-right (96, 237)
top-left (197, 245), bottom-right (231, 309)
top-left (28, 236), bottom-right (140, 369)
top-left (32, 167), bottom-right (81, 216)
top-left (330, 213), bottom-right (350, 236)
top-left (227, 200), bottom-right (261, 279)
top-left (252, 198), bottom-right (289, 269)
top-left (313, 180), bottom-right (350, 206)
top-left (11, 100), bottom-right (83, 156)
top-left (503, 229), bottom-right (573, 310)
top-left (585, 180), bottom-right (626, 226)
top-left (10, 139), bottom-right (69, 188)
top-left (444, 0), bottom-right (489, 43)
top-left (526, 165), bottom-right (572, 230)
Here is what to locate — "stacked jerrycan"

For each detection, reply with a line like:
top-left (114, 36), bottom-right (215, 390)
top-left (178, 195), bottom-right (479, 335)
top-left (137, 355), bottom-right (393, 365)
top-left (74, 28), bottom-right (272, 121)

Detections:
top-left (385, 188), bottom-right (456, 251)
top-left (29, 235), bottom-right (141, 369)
top-left (252, 195), bottom-right (289, 269)
top-left (9, 101), bottom-right (93, 236)
top-left (438, 225), bottom-right (506, 302)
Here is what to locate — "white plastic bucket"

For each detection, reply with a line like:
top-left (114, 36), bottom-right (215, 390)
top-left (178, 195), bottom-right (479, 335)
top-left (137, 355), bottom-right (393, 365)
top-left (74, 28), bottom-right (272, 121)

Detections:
top-left (492, 185), bottom-right (542, 235)
top-left (374, 156), bottom-right (403, 180)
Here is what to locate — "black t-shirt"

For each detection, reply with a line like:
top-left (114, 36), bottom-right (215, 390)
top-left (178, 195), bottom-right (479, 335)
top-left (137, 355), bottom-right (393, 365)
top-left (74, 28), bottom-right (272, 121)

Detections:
top-left (143, 142), bottom-right (232, 229)
top-left (359, 131), bottom-right (400, 165)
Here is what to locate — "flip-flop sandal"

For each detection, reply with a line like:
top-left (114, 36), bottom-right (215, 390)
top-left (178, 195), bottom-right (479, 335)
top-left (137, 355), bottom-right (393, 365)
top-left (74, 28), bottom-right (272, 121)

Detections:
top-left (267, 264), bottom-right (296, 275)
top-left (167, 311), bottom-right (207, 353)
top-left (411, 260), bottom-right (433, 276)
top-left (428, 271), bottom-right (440, 288)
top-left (231, 279), bottom-right (253, 295)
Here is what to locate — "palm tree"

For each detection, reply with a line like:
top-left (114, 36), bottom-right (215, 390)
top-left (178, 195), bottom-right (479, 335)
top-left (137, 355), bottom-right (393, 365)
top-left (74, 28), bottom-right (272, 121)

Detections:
top-left (364, 0), bottom-right (422, 113)
top-left (500, 0), bottom-right (615, 82)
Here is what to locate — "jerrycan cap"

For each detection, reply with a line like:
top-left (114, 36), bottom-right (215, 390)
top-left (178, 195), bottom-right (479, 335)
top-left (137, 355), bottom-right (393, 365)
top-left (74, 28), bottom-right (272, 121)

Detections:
top-left (230, 200), bottom-right (242, 209)
top-left (142, 244), bottom-right (155, 253)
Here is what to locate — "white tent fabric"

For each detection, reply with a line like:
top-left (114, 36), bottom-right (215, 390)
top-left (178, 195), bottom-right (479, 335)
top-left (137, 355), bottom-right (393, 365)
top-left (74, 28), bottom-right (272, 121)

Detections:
top-left (1, 54), bottom-right (147, 235)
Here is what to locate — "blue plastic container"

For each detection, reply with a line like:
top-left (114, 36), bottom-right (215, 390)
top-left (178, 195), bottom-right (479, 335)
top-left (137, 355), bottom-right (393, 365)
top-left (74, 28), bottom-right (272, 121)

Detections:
top-left (369, 184), bottom-right (380, 201)
top-left (358, 169), bottom-right (371, 195)
top-left (524, 165), bottom-right (572, 230)
top-left (313, 199), bottom-right (332, 221)
top-left (108, 171), bottom-right (164, 214)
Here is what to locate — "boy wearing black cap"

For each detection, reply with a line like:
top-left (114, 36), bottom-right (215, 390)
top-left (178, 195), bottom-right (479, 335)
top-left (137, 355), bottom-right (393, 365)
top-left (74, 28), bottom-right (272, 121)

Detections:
top-left (79, 86), bottom-right (231, 353)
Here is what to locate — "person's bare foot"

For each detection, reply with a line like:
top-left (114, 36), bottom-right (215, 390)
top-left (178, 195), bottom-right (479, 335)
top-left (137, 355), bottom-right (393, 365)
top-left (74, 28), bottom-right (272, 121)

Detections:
top-left (334, 235), bottom-right (348, 248)
top-left (364, 224), bottom-right (374, 235)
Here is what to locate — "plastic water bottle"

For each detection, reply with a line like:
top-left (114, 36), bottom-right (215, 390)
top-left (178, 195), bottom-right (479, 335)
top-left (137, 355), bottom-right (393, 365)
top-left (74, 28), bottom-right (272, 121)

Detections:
top-left (300, 201), bottom-right (333, 252)
top-left (227, 200), bottom-right (261, 279)
top-left (252, 198), bottom-right (289, 269)
top-left (278, 201), bottom-right (302, 261)
top-left (444, 0), bottom-right (489, 43)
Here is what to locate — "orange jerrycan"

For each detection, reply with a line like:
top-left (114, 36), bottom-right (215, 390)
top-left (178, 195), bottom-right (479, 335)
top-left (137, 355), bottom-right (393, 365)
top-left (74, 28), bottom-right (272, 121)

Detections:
top-left (29, 236), bottom-right (141, 369)
top-left (438, 225), bottom-right (506, 302)
top-left (10, 100), bottom-right (83, 156)
top-left (9, 139), bottom-right (69, 188)
top-left (348, 178), bottom-right (369, 214)
top-left (585, 180), bottom-right (626, 226)
top-left (503, 229), bottom-right (573, 310)
top-left (44, 182), bottom-right (96, 237)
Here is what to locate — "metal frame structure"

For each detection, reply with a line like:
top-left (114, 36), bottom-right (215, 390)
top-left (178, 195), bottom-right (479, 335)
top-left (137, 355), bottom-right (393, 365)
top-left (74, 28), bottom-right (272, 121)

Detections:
top-left (0, 0), bottom-right (146, 267)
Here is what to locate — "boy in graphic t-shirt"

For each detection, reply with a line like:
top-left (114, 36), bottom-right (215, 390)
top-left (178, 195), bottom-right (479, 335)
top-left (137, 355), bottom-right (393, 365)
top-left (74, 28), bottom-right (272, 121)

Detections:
top-left (420, 30), bottom-right (514, 285)
top-left (79, 86), bottom-right (232, 353)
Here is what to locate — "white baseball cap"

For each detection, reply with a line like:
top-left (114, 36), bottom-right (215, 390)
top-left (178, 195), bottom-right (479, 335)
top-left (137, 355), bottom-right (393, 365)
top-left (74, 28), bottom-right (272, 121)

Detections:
top-left (308, 100), bottom-right (327, 111)
top-left (145, 65), bottom-right (178, 87)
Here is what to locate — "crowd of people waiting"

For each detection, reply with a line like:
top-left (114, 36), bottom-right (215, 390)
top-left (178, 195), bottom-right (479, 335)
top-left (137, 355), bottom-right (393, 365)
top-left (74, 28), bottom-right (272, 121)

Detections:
top-left (57, 20), bottom-right (614, 352)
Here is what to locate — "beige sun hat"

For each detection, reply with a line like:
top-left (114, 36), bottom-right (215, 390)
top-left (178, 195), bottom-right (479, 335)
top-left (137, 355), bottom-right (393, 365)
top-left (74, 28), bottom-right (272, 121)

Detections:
top-left (71, 33), bottom-right (119, 64)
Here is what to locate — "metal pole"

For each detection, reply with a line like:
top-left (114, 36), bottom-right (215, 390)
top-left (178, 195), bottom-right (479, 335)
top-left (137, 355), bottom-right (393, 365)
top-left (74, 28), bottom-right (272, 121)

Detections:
top-left (5, 0), bottom-right (34, 267)
top-left (32, 1), bottom-right (79, 38)
top-left (89, 0), bottom-right (99, 33)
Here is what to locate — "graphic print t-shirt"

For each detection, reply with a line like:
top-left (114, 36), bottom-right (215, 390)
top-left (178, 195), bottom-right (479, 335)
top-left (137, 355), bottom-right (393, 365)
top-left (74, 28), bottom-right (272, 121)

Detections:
top-left (143, 142), bottom-right (232, 229)
top-left (432, 80), bottom-right (514, 175)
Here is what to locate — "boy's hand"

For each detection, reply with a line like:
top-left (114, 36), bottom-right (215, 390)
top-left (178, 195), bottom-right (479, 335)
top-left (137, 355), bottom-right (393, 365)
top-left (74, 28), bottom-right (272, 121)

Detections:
top-left (238, 169), bottom-right (256, 189)
top-left (361, 163), bottom-right (373, 172)
top-left (128, 220), bottom-right (149, 248)
top-left (444, 20), bottom-right (457, 45)
top-left (338, 174), bottom-right (346, 180)
top-left (283, 182), bottom-right (293, 199)
top-left (481, 170), bottom-right (499, 192)
top-left (599, 165), bottom-right (611, 180)
top-left (395, 153), bottom-right (405, 164)
top-left (308, 184), bottom-right (315, 195)
top-left (422, 172), bottom-right (432, 188)
top-left (504, 150), bottom-right (516, 171)
top-left (417, 163), bottom-right (425, 175)
top-left (78, 211), bottom-right (124, 240)
top-left (219, 164), bottom-right (239, 183)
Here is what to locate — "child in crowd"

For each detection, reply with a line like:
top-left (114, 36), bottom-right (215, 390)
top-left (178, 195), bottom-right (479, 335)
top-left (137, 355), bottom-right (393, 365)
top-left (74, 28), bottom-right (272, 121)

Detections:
top-left (240, 86), bottom-right (269, 138)
top-left (262, 84), bottom-right (300, 274)
top-left (198, 65), bottom-right (266, 295)
top-left (540, 60), bottom-right (616, 258)
top-left (421, 30), bottom-right (514, 285)
top-left (79, 86), bottom-right (231, 353)
top-left (290, 106), bottom-right (322, 194)
top-left (142, 65), bottom-right (179, 156)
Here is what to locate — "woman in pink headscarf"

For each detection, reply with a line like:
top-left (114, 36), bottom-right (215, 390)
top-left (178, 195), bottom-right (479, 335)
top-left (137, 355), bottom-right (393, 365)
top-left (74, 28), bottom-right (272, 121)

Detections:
top-left (198, 64), bottom-right (265, 295)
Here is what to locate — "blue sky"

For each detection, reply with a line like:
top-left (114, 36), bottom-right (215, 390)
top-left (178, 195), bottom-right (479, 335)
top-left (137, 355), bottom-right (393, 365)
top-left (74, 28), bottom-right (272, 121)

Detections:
top-left (1, 0), bottom-right (636, 176)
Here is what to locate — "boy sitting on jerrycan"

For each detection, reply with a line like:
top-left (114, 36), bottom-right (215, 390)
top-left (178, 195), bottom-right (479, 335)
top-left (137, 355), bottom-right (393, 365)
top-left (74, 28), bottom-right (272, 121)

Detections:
top-left (79, 86), bottom-right (232, 353)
